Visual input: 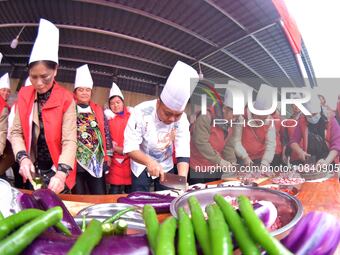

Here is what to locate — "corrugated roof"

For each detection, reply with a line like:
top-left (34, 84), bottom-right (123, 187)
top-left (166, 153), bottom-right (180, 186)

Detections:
top-left (0, 0), bottom-right (315, 95)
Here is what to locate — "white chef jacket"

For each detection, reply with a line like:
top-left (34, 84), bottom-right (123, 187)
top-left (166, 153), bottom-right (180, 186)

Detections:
top-left (123, 99), bottom-right (190, 178)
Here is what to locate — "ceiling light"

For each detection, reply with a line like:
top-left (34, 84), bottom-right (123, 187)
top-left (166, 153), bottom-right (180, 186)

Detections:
top-left (10, 26), bottom-right (25, 49)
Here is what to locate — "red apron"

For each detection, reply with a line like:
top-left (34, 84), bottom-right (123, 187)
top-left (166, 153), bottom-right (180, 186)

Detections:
top-left (106, 107), bottom-right (132, 185)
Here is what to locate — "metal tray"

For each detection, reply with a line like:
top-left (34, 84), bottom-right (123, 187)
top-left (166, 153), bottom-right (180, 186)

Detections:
top-left (170, 186), bottom-right (303, 238)
top-left (299, 171), bottom-right (335, 182)
top-left (261, 184), bottom-right (300, 196)
top-left (75, 203), bottom-right (145, 232)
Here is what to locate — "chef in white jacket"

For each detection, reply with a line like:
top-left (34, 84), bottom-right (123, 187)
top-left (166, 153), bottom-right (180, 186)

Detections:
top-left (124, 61), bottom-right (199, 192)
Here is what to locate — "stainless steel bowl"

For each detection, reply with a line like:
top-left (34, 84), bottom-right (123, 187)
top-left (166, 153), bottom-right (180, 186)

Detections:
top-left (0, 179), bottom-right (21, 217)
top-left (170, 186), bottom-right (303, 238)
top-left (75, 203), bottom-right (145, 232)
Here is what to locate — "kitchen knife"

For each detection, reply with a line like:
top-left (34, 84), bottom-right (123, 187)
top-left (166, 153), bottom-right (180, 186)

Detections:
top-left (160, 172), bottom-right (187, 190)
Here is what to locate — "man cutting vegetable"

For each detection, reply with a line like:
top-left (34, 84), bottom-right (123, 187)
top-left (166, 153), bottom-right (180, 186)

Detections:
top-left (123, 61), bottom-right (199, 192)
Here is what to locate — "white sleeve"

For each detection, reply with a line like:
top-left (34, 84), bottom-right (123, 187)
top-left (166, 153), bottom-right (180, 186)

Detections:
top-left (174, 113), bottom-right (190, 158)
top-left (261, 124), bottom-right (276, 165)
top-left (232, 116), bottom-right (248, 159)
top-left (123, 108), bottom-right (143, 154)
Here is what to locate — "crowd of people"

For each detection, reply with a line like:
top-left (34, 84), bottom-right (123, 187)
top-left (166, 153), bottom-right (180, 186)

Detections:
top-left (0, 19), bottom-right (339, 195)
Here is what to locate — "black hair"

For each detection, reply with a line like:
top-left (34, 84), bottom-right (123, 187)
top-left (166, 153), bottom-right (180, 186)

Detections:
top-left (28, 60), bottom-right (58, 71)
top-left (108, 95), bottom-right (124, 104)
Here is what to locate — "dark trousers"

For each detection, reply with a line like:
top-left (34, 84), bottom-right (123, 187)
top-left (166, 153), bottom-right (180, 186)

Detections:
top-left (109, 185), bottom-right (132, 194)
top-left (73, 164), bottom-right (106, 195)
top-left (131, 168), bottom-right (175, 192)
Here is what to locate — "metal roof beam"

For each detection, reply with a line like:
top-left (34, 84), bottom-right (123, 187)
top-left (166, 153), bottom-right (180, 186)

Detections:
top-left (0, 42), bottom-right (172, 69)
top-left (0, 23), bottom-right (195, 60)
top-left (220, 49), bottom-right (274, 86)
top-left (1, 64), bottom-right (160, 86)
top-left (200, 61), bottom-right (243, 83)
top-left (74, 0), bottom-right (219, 48)
top-left (196, 22), bottom-right (277, 63)
top-left (202, 0), bottom-right (297, 87)
top-left (5, 54), bottom-right (167, 79)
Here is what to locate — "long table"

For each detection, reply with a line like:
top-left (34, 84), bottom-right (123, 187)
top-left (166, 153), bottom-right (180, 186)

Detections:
top-left (58, 176), bottom-right (340, 221)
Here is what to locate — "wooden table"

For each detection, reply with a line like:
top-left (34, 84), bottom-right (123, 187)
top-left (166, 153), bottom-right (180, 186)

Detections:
top-left (57, 176), bottom-right (340, 221)
top-left (21, 176), bottom-right (340, 253)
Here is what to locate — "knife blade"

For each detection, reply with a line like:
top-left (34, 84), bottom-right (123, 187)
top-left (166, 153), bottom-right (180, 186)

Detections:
top-left (160, 172), bottom-right (187, 190)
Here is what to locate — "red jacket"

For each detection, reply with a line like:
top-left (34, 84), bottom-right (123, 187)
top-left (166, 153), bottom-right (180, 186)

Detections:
top-left (272, 112), bottom-right (283, 155)
top-left (242, 123), bottom-right (270, 161)
top-left (190, 111), bottom-right (231, 169)
top-left (17, 83), bottom-right (76, 189)
top-left (106, 107), bottom-right (131, 185)
top-left (0, 96), bottom-right (9, 114)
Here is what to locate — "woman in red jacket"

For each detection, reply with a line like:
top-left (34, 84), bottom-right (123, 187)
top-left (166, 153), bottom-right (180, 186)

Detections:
top-left (105, 82), bottom-right (132, 194)
top-left (11, 19), bottom-right (77, 194)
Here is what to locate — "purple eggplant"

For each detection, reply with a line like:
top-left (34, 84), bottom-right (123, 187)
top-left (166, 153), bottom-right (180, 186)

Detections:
top-left (32, 189), bottom-right (82, 235)
top-left (127, 191), bottom-right (176, 201)
top-left (23, 232), bottom-right (151, 255)
top-left (253, 200), bottom-right (278, 229)
top-left (17, 193), bottom-right (43, 210)
top-left (281, 211), bottom-right (340, 255)
top-left (117, 197), bottom-right (171, 213)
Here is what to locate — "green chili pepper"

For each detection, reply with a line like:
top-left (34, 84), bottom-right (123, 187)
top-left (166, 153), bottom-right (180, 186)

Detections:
top-left (67, 219), bottom-right (103, 255)
top-left (188, 196), bottom-right (211, 255)
top-left (0, 208), bottom-right (71, 240)
top-left (155, 216), bottom-right (177, 255)
top-left (206, 204), bottom-right (233, 255)
top-left (143, 205), bottom-right (159, 253)
top-left (101, 222), bottom-right (115, 236)
top-left (178, 207), bottom-right (197, 255)
top-left (81, 215), bottom-right (86, 232)
top-left (103, 207), bottom-right (135, 224)
top-left (113, 219), bottom-right (128, 235)
top-left (0, 206), bottom-right (63, 255)
top-left (214, 194), bottom-right (260, 255)
top-left (238, 195), bottom-right (293, 255)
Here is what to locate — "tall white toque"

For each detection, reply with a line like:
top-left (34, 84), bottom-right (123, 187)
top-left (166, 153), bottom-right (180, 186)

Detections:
top-left (29, 19), bottom-right (59, 64)
top-left (74, 64), bottom-right (93, 90)
top-left (109, 82), bottom-right (124, 99)
top-left (160, 61), bottom-right (199, 112)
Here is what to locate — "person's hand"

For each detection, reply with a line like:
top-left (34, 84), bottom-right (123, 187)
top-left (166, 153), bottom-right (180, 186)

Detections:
top-left (297, 150), bottom-right (311, 162)
top-left (112, 141), bottom-right (117, 152)
top-left (48, 171), bottom-right (66, 194)
top-left (146, 159), bottom-right (164, 181)
top-left (260, 161), bottom-right (274, 177)
top-left (316, 158), bottom-right (328, 171)
top-left (19, 158), bottom-right (35, 183)
top-left (106, 157), bottom-right (112, 167)
top-left (220, 159), bottom-right (232, 167)
top-left (242, 157), bottom-right (253, 166)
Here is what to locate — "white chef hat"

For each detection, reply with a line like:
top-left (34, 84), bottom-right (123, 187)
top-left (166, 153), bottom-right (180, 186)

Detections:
top-left (0, 73), bottom-right (10, 89)
top-left (224, 80), bottom-right (249, 111)
top-left (0, 52), bottom-right (3, 63)
top-left (254, 84), bottom-right (276, 110)
top-left (109, 82), bottom-right (124, 100)
top-left (74, 64), bottom-right (93, 90)
top-left (24, 77), bottom-right (32, 87)
top-left (304, 89), bottom-right (321, 114)
top-left (160, 61), bottom-right (199, 112)
top-left (223, 87), bottom-right (233, 109)
top-left (29, 19), bottom-right (59, 64)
